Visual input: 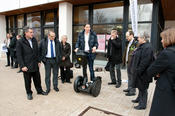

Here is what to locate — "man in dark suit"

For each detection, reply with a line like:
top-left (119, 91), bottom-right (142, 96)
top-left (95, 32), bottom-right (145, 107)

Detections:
top-left (16, 27), bottom-right (47, 100)
top-left (123, 31), bottom-right (137, 96)
top-left (107, 30), bottom-right (122, 88)
top-left (39, 31), bottom-right (62, 94)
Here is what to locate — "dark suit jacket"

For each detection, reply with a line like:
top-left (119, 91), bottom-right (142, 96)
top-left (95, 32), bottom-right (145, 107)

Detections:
top-left (107, 37), bottom-right (122, 65)
top-left (122, 39), bottom-right (138, 66)
top-left (39, 37), bottom-right (62, 64)
top-left (75, 30), bottom-right (98, 52)
top-left (16, 37), bottom-right (39, 72)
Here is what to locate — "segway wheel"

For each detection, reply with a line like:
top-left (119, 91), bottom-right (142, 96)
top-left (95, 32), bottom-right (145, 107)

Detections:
top-left (91, 76), bottom-right (102, 97)
top-left (74, 76), bottom-right (83, 92)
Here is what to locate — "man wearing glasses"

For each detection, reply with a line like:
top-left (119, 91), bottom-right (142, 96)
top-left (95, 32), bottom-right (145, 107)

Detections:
top-left (39, 31), bottom-right (62, 94)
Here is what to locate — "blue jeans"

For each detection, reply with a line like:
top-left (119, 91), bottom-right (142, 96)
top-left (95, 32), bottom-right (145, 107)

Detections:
top-left (82, 53), bottom-right (96, 82)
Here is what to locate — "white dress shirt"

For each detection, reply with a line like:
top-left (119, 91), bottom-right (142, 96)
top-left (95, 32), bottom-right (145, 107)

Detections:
top-left (46, 38), bottom-right (56, 58)
top-left (84, 33), bottom-right (90, 52)
top-left (126, 38), bottom-right (134, 63)
top-left (28, 39), bottom-right (33, 49)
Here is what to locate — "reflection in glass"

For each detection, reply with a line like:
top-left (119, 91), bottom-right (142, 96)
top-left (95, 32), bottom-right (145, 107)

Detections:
top-left (27, 12), bottom-right (41, 28)
top-left (44, 11), bottom-right (54, 25)
top-left (128, 23), bottom-right (152, 41)
top-left (8, 16), bottom-right (14, 29)
top-left (8, 29), bottom-right (15, 34)
top-left (44, 28), bottom-right (54, 38)
top-left (17, 15), bottom-right (24, 28)
top-left (93, 2), bottom-right (123, 24)
top-left (129, 3), bottom-right (153, 21)
top-left (33, 28), bottom-right (41, 43)
top-left (74, 6), bottom-right (89, 24)
top-left (18, 29), bottom-right (23, 36)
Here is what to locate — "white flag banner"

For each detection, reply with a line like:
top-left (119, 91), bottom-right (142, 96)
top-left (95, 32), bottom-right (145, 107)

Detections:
top-left (129, 0), bottom-right (138, 37)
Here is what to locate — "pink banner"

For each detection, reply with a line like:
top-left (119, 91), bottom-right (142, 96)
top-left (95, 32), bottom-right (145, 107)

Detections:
top-left (97, 34), bottom-right (106, 52)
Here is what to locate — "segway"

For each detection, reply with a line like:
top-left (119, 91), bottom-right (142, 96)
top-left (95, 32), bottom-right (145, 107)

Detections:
top-left (73, 50), bottom-right (102, 97)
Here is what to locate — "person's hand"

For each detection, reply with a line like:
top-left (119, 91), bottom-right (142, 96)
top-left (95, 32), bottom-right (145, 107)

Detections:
top-left (107, 58), bottom-right (109, 61)
top-left (92, 47), bottom-right (96, 53)
top-left (62, 56), bottom-right (65, 61)
top-left (22, 67), bottom-right (28, 72)
top-left (38, 63), bottom-right (41, 67)
top-left (74, 48), bottom-right (78, 53)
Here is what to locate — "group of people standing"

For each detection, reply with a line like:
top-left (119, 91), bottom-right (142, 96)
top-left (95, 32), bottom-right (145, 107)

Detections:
top-left (3, 24), bottom-right (175, 116)
top-left (107, 29), bottom-right (155, 110)
top-left (4, 33), bottom-right (22, 73)
top-left (5, 27), bottom-right (72, 100)
top-left (107, 27), bottom-right (175, 115)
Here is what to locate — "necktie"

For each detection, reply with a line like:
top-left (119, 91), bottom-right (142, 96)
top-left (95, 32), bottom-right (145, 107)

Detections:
top-left (50, 40), bottom-right (54, 58)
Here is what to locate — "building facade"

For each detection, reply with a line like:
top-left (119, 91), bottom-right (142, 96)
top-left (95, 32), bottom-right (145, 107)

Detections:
top-left (0, 0), bottom-right (172, 65)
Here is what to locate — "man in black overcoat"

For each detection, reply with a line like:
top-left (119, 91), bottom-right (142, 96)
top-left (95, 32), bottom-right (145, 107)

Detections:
top-left (16, 27), bottom-right (47, 100)
top-left (107, 29), bottom-right (122, 88)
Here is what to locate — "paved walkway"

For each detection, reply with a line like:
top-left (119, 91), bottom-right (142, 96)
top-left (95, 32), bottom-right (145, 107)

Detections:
top-left (0, 58), bottom-right (155, 116)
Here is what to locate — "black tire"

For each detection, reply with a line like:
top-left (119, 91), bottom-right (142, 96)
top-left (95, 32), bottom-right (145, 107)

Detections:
top-left (74, 76), bottom-right (83, 92)
top-left (91, 76), bottom-right (102, 97)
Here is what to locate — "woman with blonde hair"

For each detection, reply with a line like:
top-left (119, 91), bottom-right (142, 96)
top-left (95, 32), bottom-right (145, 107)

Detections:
top-left (147, 28), bottom-right (175, 116)
top-left (60, 35), bottom-right (72, 83)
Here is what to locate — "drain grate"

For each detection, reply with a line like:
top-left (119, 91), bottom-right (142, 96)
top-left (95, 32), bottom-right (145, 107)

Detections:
top-left (78, 106), bottom-right (122, 116)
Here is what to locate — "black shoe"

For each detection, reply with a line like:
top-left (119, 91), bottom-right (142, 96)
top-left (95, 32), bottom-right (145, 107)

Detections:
top-left (17, 70), bottom-right (22, 73)
top-left (108, 82), bottom-right (116, 85)
top-left (14, 66), bottom-right (18, 68)
top-left (125, 92), bottom-right (136, 96)
top-left (37, 91), bottom-right (48, 95)
top-left (5, 65), bottom-right (10, 67)
top-left (123, 89), bottom-right (130, 92)
top-left (54, 88), bottom-right (59, 92)
top-left (132, 99), bottom-right (139, 103)
top-left (46, 90), bottom-right (50, 94)
top-left (115, 82), bottom-right (121, 88)
top-left (27, 94), bottom-right (33, 100)
top-left (66, 81), bottom-right (72, 84)
top-left (134, 105), bottom-right (146, 110)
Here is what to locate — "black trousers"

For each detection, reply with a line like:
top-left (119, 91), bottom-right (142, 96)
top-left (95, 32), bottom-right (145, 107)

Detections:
top-left (109, 63), bottom-right (121, 83)
top-left (23, 71), bottom-right (43, 94)
top-left (127, 64), bottom-right (136, 93)
top-left (138, 89), bottom-right (148, 107)
top-left (6, 48), bottom-right (12, 66)
top-left (44, 58), bottom-right (58, 91)
top-left (60, 67), bottom-right (71, 82)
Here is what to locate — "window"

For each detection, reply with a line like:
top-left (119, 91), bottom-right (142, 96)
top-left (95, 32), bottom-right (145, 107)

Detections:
top-left (93, 2), bottom-right (123, 24)
top-left (27, 12), bottom-right (41, 28)
top-left (128, 2), bottom-right (153, 40)
top-left (129, 3), bottom-right (153, 22)
top-left (44, 28), bottom-right (54, 38)
top-left (8, 16), bottom-right (14, 29)
top-left (33, 28), bottom-right (41, 43)
top-left (73, 6), bottom-right (89, 25)
top-left (44, 11), bottom-right (54, 26)
top-left (17, 15), bottom-right (24, 28)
